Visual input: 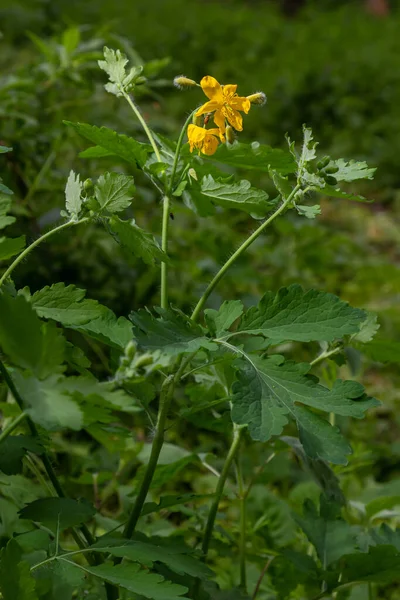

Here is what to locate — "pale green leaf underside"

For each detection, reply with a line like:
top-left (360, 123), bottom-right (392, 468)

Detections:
top-left (200, 174), bottom-right (272, 216)
top-left (108, 216), bottom-right (166, 266)
top-left (95, 172), bottom-right (135, 214)
top-left (64, 170), bottom-right (82, 219)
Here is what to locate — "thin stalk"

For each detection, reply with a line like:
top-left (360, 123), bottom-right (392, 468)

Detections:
top-left (123, 92), bottom-right (162, 162)
top-left (310, 347), bottom-right (341, 367)
top-left (252, 557), bottom-right (274, 600)
top-left (168, 109), bottom-right (197, 193)
top-left (0, 218), bottom-right (89, 287)
top-left (0, 411), bottom-right (27, 443)
top-left (123, 374), bottom-right (174, 539)
top-left (201, 426), bottom-right (245, 557)
top-left (161, 195), bottom-right (170, 309)
top-left (236, 456), bottom-right (247, 591)
top-left (191, 185), bottom-right (301, 322)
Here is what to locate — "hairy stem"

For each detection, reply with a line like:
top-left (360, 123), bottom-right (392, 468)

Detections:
top-left (169, 109), bottom-right (197, 193)
top-left (123, 93), bottom-right (162, 162)
top-left (310, 347), bottom-right (341, 367)
top-left (191, 185), bottom-right (301, 322)
top-left (0, 218), bottom-right (88, 287)
top-left (0, 411), bottom-right (27, 443)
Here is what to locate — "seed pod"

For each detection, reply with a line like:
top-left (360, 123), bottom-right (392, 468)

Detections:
top-left (317, 156), bottom-right (330, 169)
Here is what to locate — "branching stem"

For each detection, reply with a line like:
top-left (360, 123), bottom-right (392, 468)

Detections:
top-left (191, 185), bottom-right (301, 322)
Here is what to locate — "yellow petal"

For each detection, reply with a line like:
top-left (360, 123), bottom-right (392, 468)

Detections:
top-left (213, 109), bottom-right (226, 136)
top-left (200, 76), bottom-right (224, 102)
top-left (226, 108), bottom-right (243, 131)
top-left (202, 134), bottom-right (219, 155)
top-left (223, 84), bottom-right (238, 98)
top-left (195, 100), bottom-right (220, 117)
top-left (188, 124), bottom-right (206, 142)
top-left (230, 96), bottom-right (251, 114)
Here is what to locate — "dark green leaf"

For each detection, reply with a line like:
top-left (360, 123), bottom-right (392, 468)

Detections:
top-left (64, 121), bottom-right (150, 167)
top-left (91, 536), bottom-right (213, 579)
top-left (19, 498), bottom-right (96, 530)
top-left (0, 436), bottom-right (44, 475)
top-left (200, 175), bottom-right (272, 216)
top-left (341, 545), bottom-right (400, 585)
top-left (131, 307), bottom-right (217, 357)
top-left (234, 285), bottom-right (366, 344)
top-left (108, 216), bottom-right (166, 266)
top-left (79, 562), bottom-right (188, 599)
top-left (206, 140), bottom-right (296, 175)
top-left (0, 236), bottom-right (25, 261)
top-left (204, 300), bottom-right (244, 337)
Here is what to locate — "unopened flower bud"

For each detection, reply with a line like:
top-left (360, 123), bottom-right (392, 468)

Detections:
top-left (226, 125), bottom-right (236, 144)
top-left (324, 175), bottom-right (338, 186)
top-left (192, 113), bottom-right (202, 126)
top-left (325, 165), bottom-right (339, 174)
top-left (83, 178), bottom-right (93, 191)
top-left (317, 156), bottom-right (330, 170)
top-left (173, 75), bottom-right (197, 90)
top-left (247, 92), bottom-right (267, 106)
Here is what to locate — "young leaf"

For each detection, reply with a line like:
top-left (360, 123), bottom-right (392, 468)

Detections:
top-left (91, 536), bottom-right (213, 579)
top-left (79, 563), bottom-right (189, 599)
top-left (64, 121), bottom-right (150, 167)
top-left (108, 216), bottom-right (166, 266)
top-left (0, 436), bottom-right (44, 475)
top-left (0, 539), bottom-right (38, 600)
top-left (200, 175), bottom-right (272, 216)
top-left (95, 172), bottom-right (135, 214)
top-left (64, 170), bottom-right (82, 220)
top-left (232, 285), bottom-right (366, 344)
top-left (205, 300), bottom-right (244, 337)
top-left (330, 158), bottom-right (376, 182)
top-left (231, 354), bottom-right (377, 464)
top-left (0, 146), bottom-right (13, 153)
top-left (73, 312), bottom-right (133, 350)
top-left (295, 204), bottom-right (321, 219)
top-left (98, 46), bottom-right (144, 96)
top-left (131, 307), bottom-right (217, 357)
top-left (19, 497), bottom-right (96, 530)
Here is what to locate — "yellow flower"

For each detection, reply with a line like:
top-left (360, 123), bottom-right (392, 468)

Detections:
top-left (187, 124), bottom-right (221, 155)
top-left (196, 76), bottom-right (251, 135)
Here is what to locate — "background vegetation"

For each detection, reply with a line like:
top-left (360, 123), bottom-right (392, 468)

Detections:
top-left (1, 1), bottom-right (400, 598)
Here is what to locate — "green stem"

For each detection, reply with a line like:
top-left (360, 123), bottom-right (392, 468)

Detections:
top-left (252, 557), bottom-right (274, 600)
top-left (161, 195), bottom-right (170, 309)
top-left (190, 185), bottom-right (301, 322)
top-left (123, 92), bottom-right (162, 162)
top-left (0, 218), bottom-right (88, 287)
top-left (310, 347), bottom-right (341, 367)
top-left (123, 374), bottom-right (174, 539)
top-left (201, 426), bottom-right (245, 558)
top-left (169, 109), bottom-right (197, 194)
top-left (236, 455), bottom-right (247, 591)
top-left (0, 411), bottom-right (27, 443)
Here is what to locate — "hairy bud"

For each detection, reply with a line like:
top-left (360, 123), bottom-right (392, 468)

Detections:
top-left (247, 92), bottom-right (267, 106)
top-left (173, 75), bottom-right (197, 90)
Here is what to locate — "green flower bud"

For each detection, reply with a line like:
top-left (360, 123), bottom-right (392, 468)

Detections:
top-left (324, 175), bottom-right (338, 186)
top-left (83, 178), bottom-right (93, 191)
top-left (173, 75), bottom-right (197, 90)
top-left (317, 156), bottom-right (330, 170)
top-left (325, 165), bottom-right (339, 174)
top-left (192, 113), bottom-right (202, 126)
